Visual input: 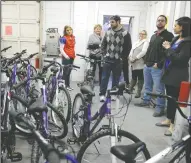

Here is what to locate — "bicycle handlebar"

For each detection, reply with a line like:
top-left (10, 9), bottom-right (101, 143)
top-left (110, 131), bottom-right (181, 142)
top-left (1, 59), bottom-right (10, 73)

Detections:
top-left (146, 92), bottom-right (189, 120)
top-left (1, 46), bottom-right (12, 52)
top-left (76, 54), bottom-right (114, 64)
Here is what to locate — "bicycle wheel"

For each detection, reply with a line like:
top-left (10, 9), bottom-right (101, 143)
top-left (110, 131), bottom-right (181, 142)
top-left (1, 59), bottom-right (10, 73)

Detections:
top-left (77, 129), bottom-right (151, 163)
top-left (48, 102), bottom-right (68, 139)
top-left (71, 93), bottom-right (86, 139)
top-left (51, 86), bottom-right (72, 124)
top-left (13, 87), bottom-right (38, 135)
top-left (170, 142), bottom-right (191, 163)
top-left (31, 140), bottom-right (43, 163)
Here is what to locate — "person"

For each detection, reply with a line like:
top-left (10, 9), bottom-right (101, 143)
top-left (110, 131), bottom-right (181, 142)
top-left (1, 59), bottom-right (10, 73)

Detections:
top-left (156, 16), bottom-right (191, 136)
top-left (59, 25), bottom-right (76, 91)
top-left (87, 24), bottom-right (103, 85)
top-left (135, 15), bottom-right (174, 117)
top-left (129, 30), bottom-right (149, 98)
top-left (99, 15), bottom-right (132, 102)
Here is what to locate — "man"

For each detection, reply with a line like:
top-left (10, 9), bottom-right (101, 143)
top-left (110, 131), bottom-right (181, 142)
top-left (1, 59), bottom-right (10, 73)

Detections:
top-left (135, 15), bottom-right (174, 117)
top-left (99, 15), bottom-right (132, 102)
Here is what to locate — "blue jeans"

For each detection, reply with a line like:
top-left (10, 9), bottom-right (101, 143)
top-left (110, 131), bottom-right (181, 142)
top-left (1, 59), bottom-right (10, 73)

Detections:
top-left (143, 65), bottom-right (165, 112)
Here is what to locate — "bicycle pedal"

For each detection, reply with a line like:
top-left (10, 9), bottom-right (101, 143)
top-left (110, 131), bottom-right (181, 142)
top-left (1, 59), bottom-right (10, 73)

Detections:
top-left (67, 137), bottom-right (78, 145)
top-left (10, 152), bottom-right (22, 162)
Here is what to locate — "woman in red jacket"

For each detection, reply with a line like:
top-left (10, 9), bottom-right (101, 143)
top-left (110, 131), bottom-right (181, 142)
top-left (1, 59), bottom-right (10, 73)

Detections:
top-left (59, 25), bottom-right (76, 91)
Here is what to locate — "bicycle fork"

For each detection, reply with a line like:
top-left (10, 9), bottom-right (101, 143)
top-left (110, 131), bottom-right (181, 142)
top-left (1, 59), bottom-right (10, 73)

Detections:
top-left (109, 117), bottom-right (119, 163)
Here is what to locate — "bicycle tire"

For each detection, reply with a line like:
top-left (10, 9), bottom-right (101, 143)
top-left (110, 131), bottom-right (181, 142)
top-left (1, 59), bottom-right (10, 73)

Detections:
top-left (48, 102), bottom-right (68, 139)
top-left (71, 93), bottom-right (86, 139)
top-left (77, 129), bottom-right (151, 162)
top-left (51, 86), bottom-right (72, 124)
top-left (31, 140), bottom-right (41, 163)
top-left (170, 144), bottom-right (191, 163)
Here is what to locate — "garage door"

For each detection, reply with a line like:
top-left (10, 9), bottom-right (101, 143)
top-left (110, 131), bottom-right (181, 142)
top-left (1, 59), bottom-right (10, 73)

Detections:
top-left (1, 1), bottom-right (40, 57)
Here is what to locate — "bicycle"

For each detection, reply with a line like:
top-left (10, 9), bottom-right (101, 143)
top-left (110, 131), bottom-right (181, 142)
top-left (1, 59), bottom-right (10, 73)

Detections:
top-left (9, 109), bottom-right (79, 163)
top-left (1, 52), bottom-right (27, 163)
top-left (71, 82), bottom-right (151, 162)
top-left (45, 59), bottom-right (80, 124)
top-left (110, 92), bottom-right (191, 163)
top-left (76, 54), bottom-right (103, 90)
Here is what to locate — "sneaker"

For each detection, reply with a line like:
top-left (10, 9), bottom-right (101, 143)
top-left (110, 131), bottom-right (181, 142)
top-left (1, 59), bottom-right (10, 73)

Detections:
top-left (111, 95), bottom-right (116, 101)
top-left (66, 86), bottom-right (74, 91)
top-left (153, 110), bottom-right (165, 117)
top-left (100, 96), bottom-right (105, 102)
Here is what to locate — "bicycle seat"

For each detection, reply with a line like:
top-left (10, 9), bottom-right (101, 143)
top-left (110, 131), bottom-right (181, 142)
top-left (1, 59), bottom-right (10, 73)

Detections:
top-left (28, 97), bottom-right (48, 114)
top-left (50, 67), bottom-right (59, 73)
top-left (80, 85), bottom-right (95, 96)
top-left (110, 142), bottom-right (146, 162)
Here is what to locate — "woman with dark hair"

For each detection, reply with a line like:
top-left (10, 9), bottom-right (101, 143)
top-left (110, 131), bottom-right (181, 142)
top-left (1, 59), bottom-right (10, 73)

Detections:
top-left (59, 25), bottom-right (76, 91)
top-left (156, 16), bottom-right (191, 136)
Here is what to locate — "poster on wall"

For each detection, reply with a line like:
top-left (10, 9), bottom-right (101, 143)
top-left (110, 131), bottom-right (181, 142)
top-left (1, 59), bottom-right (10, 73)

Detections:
top-left (5, 26), bottom-right (12, 35)
top-left (103, 15), bottom-right (131, 32)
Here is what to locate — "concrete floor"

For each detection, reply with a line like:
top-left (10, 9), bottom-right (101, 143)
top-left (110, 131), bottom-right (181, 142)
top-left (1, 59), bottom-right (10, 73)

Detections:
top-left (14, 82), bottom-right (187, 163)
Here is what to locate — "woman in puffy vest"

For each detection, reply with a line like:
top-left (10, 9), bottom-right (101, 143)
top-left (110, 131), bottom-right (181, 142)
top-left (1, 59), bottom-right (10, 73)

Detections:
top-left (59, 25), bottom-right (76, 91)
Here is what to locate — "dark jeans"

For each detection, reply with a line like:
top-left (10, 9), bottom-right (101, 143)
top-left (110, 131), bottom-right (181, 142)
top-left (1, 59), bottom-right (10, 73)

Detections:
top-left (62, 58), bottom-right (74, 87)
top-left (91, 62), bottom-right (102, 85)
top-left (165, 85), bottom-right (180, 124)
top-left (122, 58), bottom-right (129, 85)
top-left (100, 58), bottom-right (122, 96)
top-left (132, 69), bottom-right (144, 80)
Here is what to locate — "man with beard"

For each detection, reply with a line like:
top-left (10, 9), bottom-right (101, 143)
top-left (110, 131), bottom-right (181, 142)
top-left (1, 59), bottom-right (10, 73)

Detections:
top-left (99, 15), bottom-right (132, 102)
top-left (135, 15), bottom-right (174, 117)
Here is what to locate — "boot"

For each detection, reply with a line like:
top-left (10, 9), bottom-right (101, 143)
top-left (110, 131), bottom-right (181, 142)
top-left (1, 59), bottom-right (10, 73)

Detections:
top-left (164, 123), bottom-right (175, 136)
top-left (135, 80), bottom-right (144, 98)
top-left (129, 79), bottom-right (137, 93)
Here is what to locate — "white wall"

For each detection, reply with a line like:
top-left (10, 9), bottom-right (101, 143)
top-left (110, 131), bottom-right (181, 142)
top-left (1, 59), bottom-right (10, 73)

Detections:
top-left (145, 1), bottom-right (190, 38)
top-left (43, 1), bottom-right (148, 81)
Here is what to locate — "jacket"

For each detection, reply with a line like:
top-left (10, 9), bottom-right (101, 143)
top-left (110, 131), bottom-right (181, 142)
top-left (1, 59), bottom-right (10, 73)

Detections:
top-left (144, 29), bottom-right (174, 69)
top-left (59, 35), bottom-right (75, 59)
top-left (87, 33), bottom-right (102, 58)
top-left (161, 36), bottom-right (191, 87)
top-left (129, 39), bottom-right (149, 70)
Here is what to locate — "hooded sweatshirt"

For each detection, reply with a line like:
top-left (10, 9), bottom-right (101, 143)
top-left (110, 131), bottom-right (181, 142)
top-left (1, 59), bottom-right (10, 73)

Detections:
top-left (101, 25), bottom-right (132, 59)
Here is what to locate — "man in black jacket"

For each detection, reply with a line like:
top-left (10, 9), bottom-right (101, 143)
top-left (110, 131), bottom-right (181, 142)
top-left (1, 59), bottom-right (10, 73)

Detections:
top-left (99, 15), bottom-right (132, 102)
top-left (135, 15), bottom-right (174, 117)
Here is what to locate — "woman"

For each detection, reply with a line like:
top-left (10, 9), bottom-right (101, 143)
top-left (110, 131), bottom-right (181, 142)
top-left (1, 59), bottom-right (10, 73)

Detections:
top-left (59, 25), bottom-right (76, 91)
top-left (156, 16), bottom-right (191, 136)
top-left (128, 30), bottom-right (149, 98)
top-left (87, 24), bottom-right (102, 85)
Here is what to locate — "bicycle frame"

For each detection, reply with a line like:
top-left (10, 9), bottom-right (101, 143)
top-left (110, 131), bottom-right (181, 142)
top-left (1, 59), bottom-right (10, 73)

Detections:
top-left (81, 90), bottom-right (121, 138)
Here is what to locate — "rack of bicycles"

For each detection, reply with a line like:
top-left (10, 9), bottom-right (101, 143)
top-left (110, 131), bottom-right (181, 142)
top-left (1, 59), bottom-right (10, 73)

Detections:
top-left (1, 46), bottom-right (191, 163)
